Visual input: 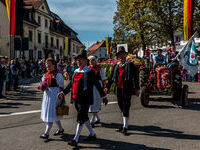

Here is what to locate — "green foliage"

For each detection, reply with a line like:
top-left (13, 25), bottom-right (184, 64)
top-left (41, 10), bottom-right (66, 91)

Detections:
top-left (113, 0), bottom-right (200, 50)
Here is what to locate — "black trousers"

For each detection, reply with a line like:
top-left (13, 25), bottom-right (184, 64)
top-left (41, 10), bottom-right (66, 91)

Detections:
top-left (75, 102), bottom-right (89, 125)
top-left (13, 75), bottom-right (18, 90)
top-left (117, 88), bottom-right (132, 117)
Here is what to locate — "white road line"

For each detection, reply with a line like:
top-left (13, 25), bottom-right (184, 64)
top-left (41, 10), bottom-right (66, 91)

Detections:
top-left (0, 101), bottom-right (118, 117)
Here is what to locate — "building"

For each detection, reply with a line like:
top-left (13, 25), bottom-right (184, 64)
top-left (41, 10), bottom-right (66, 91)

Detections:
top-left (23, 0), bottom-right (85, 60)
top-left (0, 0), bottom-right (84, 60)
top-left (87, 41), bottom-right (108, 59)
top-left (0, 0), bottom-right (10, 57)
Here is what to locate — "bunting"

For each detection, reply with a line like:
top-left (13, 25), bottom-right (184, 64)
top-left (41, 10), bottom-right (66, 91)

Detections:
top-left (184, 0), bottom-right (192, 41)
top-left (5, 0), bottom-right (16, 35)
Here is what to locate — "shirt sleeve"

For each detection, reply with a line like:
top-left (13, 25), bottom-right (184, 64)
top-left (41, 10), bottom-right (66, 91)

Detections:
top-left (56, 73), bottom-right (64, 88)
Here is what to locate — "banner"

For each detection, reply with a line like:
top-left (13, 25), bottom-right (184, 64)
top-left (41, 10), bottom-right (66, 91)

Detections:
top-left (5, 0), bottom-right (16, 35)
top-left (105, 37), bottom-right (109, 55)
top-left (65, 37), bottom-right (69, 55)
top-left (177, 35), bottom-right (198, 77)
top-left (184, 0), bottom-right (192, 41)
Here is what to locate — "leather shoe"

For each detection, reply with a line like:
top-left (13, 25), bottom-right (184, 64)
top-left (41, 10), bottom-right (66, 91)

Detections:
top-left (116, 127), bottom-right (123, 132)
top-left (83, 134), bottom-right (96, 141)
top-left (40, 134), bottom-right (49, 139)
top-left (122, 128), bottom-right (128, 136)
top-left (54, 129), bottom-right (64, 136)
top-left (68, 140), bottom-right (78, 147)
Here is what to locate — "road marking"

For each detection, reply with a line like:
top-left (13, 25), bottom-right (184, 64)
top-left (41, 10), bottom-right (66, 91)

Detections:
top-left (0, 101), bottom-right (118, 117)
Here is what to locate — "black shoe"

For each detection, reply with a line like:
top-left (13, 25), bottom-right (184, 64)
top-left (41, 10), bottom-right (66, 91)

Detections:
top-left (116, 127), bottom-right (123, 132)
top-left (91, 123), bottom-right (95, 128)
top-left (40, 134), bottom-right (49, 139)
top-left (68, 140), bottom-right (78, 147)
top-left (94, 120), bottom-right (100, 124)
top-left (83, 134), bottom-right (96, 141)
top-left (122, 128), bottom-right (128, 136)
top-left (53, 129), bottom-right (64, 136)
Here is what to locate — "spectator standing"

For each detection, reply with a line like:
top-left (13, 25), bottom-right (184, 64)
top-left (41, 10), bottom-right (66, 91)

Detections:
top-left (10, 60), bottom-right (19, 91)
top-left (2, 57), bottom-right (9, 97)
top-left (0, 56), bottom-right (6, 98)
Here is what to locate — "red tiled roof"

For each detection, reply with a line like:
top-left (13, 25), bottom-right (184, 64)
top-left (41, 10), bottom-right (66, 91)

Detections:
top-left (88, 41), bottom-right (105, 55)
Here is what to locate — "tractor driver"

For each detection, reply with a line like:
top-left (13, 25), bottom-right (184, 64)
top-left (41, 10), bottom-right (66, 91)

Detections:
top-left (153, 49), bottom-right (166, 67)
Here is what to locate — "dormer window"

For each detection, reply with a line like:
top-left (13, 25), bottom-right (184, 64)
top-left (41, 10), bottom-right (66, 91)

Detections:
top-left (42, 6), bottom-right (44, 9)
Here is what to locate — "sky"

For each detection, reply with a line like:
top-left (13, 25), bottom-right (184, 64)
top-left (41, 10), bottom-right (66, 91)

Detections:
top-left (48, 0), bottom-right (117, 49)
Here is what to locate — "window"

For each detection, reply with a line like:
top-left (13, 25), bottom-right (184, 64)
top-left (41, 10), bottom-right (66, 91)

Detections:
top-left (38, 16), bottom-right (41, 25)
top-left (29, 30), bottom-right (33, 42)
top-left (28, 12), bottom-right (32, 21)
top-left (51, 37), bottom-right (54, 47)
top-left (56, 39), bottom-right (59, 48)
top-left (45, 35), bottom-right (48, 48)
top-left (45, 19), bottom-right (48, 27)
top-left (42, 6), bottom-right (44, 10)
top-left (38, 32), bottom-right (41, 44)
top-left (38, 51), bottom-right (42, 59)
top-left (29, 49), bottom-right (33, 59)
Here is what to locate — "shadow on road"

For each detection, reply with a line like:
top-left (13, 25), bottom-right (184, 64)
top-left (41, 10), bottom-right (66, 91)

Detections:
top-left (0, 102), bottom-right (30, 109)
top-left (48, 133), bottom-right (170, 150)
top-left (101, 123), bottom-right (200, 140)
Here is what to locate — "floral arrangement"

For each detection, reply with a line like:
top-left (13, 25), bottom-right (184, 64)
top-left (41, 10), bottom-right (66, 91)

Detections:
top-left (38, 81), bottom-right (48, 92)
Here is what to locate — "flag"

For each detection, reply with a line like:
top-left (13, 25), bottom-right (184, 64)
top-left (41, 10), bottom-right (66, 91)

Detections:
top-left (105, 37), bottom-right (109, 55)
top-left (65, 37), bottom-right (69, 55)
top-left (177, 36), bottom-right (198, 77)
top-left (5, 0), bottom-right (16, 35)
top-left (184, 0), bottom-right (192, 41)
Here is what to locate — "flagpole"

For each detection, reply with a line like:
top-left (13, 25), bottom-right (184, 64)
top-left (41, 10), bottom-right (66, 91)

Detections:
top-left (175, 31), bottom-right (197, 60)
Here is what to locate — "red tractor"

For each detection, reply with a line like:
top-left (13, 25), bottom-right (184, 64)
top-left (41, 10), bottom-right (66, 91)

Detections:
top-left (139, 64), bottom-right (188, 107)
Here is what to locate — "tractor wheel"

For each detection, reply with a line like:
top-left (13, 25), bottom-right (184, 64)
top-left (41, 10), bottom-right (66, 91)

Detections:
top-left (140, 87), bottom-right (150, 107)
top-left (139, 70), bottom-right (148, 88)
top-left (181, 85), bottom-right (189, 107)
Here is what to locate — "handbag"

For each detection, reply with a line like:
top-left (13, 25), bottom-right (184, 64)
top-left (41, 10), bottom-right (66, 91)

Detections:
top-left (56, 92), bottom-right (69, 116)
top-left (56, 105), bottom-right (69, 116)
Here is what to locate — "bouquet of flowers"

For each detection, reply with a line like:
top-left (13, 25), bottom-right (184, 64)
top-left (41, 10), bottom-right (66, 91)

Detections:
top-left (38, 81), bottom-right (48, 92)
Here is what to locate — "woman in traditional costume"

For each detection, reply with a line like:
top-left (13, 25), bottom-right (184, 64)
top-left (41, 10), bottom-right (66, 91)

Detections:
top-left (40, 58), bottom-right (65, 139)
top-left (88, 56), bottom-right (106, 127)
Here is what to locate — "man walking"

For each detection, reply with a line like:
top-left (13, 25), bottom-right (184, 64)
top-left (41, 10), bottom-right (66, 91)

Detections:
top-left (58, 50), bottom-right (107, 148)
top-left (105, 46), bottom-right (140, 135)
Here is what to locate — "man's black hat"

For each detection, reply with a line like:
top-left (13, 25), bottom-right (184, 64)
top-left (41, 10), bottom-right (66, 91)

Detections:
top-left (116, 46), bottom-right (128, 57)
top-left (75, 50), bottom-right (87, 60)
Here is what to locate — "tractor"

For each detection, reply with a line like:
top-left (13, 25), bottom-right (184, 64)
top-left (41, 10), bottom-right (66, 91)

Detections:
top-left (139, 63), bottom-right (188, 107)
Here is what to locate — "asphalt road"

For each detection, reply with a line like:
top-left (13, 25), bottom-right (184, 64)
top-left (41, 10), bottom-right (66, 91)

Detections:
top-left (0, 79), bottom-right (200, 150)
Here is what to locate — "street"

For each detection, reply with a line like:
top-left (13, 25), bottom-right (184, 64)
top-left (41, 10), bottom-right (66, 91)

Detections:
top-left (0, 79), bottom-right (200, 150)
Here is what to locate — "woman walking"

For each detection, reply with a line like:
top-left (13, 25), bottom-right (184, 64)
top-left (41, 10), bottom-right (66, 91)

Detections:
top-left (40, 58), bottom-right (65, 139)
top-left (88, 56), bottom-right (106, 127)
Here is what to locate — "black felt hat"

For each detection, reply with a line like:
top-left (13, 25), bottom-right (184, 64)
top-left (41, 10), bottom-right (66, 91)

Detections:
top-left (116, 46), bottom-right (128, 57)
top-left (75, 50), bottom-right (87, 60)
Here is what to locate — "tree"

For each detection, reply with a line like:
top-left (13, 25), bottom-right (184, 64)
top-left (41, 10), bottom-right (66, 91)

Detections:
top-left (113, 0), bottom-right (154, 52)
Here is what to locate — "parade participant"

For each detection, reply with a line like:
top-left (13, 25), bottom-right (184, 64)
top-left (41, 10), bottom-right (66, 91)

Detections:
top-left (57, 50), bottom-right (108, 148)
top-left (167, 46), bottom-right (179, 68)
top-left (104, 46), bottom-right (140, 136)
top-left (153, 49), bottom-right (166, 66)
top-left (40, 58), bottom-right (65, 140)
top-left (88, 55), bottom-right (107, 127)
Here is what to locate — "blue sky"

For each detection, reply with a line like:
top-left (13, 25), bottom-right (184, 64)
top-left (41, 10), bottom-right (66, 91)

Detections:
top-left (48, 0), bottom-right (117, 48)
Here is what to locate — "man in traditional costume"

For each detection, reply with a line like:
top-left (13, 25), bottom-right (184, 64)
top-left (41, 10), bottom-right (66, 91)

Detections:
top-left (58, 50), bottom-right (107, 148)
top-left (105, 46), bottom-right (140, 135)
